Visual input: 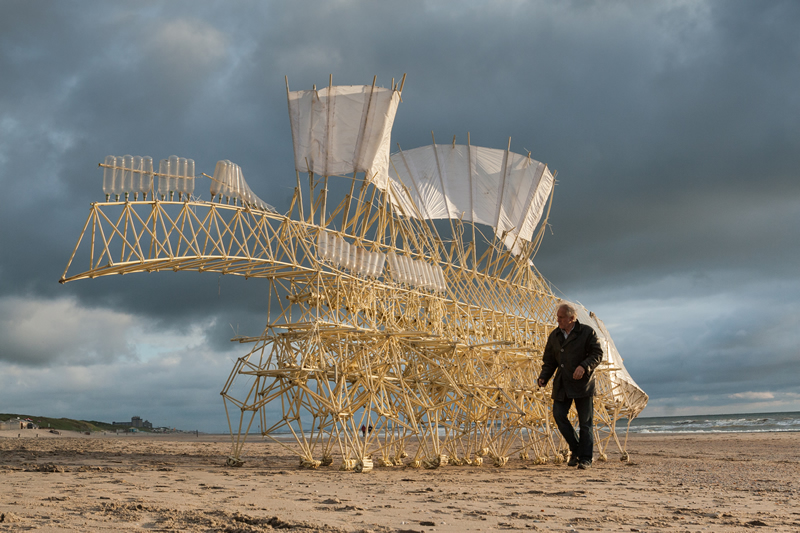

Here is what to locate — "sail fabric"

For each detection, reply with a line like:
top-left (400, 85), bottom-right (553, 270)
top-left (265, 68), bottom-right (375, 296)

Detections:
top-left (573, 304), bottom-right (648, 413)
top-left (287, 85), bottom-right (401, 183)
top-left (387, 144), bottom-right (554, 255)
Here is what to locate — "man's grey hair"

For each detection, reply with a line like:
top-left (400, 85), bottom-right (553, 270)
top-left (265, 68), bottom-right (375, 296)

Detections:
top-left (557, 302), bottom-right (578, 318)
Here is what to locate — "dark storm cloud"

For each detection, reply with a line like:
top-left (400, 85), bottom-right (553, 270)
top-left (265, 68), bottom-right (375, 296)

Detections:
top-left (1, 0), bottom-right (799, 423)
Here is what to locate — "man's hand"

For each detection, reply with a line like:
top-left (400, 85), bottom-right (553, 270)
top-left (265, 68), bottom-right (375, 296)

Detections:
top-left (537, 378), bottom-right (546, 388)
top-left (572, 366), bottom-right (585, 380)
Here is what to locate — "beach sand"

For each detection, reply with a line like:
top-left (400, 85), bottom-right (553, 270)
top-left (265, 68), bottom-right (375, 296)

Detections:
top-left (1, 429), bottom-right (798, 532)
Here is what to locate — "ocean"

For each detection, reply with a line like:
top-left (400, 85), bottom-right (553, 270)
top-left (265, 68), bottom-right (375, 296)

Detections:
top-left (627, 411), bottom-right (800, 434)
top-left (269, 411), bottom-right (800, 437)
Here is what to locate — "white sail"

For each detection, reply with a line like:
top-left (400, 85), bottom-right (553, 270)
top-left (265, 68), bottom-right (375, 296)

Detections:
top-left (573, 303), bottom-right (649, 415)
top-left (387, 144), bottom-right (554, 255)
top-left (287, 84), bottom-right (401, 183)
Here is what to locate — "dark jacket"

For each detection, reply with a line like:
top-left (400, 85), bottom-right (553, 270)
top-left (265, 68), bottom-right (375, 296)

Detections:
top-left (538, 320), bottom-right (604, 400)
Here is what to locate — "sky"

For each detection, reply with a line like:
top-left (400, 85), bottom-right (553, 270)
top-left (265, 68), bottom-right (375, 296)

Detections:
top-left (1, 0), bottom-right (799, 432)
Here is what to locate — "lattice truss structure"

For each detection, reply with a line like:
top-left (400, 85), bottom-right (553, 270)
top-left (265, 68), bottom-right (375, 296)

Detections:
top-left (61, 77), bottom-right (648, 471)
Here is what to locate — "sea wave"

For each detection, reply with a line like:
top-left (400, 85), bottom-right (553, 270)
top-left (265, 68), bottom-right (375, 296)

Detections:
top-left (626, 411), bottom-right (800, 434)
top-left (636, 428), bottom-right (800, 434)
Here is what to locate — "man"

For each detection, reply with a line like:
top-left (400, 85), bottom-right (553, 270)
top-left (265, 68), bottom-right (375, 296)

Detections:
top-left (537, 302), bottom-right (603, 469)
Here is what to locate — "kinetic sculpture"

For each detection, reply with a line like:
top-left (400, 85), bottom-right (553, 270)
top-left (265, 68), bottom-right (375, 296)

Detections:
top-left (61, 76), bottom-right (648, 471)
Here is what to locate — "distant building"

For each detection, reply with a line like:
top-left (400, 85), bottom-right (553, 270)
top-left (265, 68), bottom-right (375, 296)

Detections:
top-left (2, 418), bottom-right (38, 430)
top-left (113, 416), bottom-right (152, 429)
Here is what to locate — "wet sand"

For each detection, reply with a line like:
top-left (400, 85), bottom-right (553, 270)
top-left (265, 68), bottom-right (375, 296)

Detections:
top-left (1, 429), bottom-right (798, 532)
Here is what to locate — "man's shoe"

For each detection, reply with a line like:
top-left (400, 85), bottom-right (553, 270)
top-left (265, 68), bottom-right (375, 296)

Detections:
top-left (567, 456), bottom-right (579, 467)
top-left (577, 460), bottom-right (592, 470)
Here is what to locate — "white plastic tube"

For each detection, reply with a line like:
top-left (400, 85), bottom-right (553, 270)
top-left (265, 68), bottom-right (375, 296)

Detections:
top-left (184, 158), bottom-right (195, 199)
top-left (168, 155), bottom-right (179, 200)
top-left (435, 265), bottom-right (446, 293)
top-left (326, 233), bottom-right (334, 261)
top-left (327, 234), bottom-right (336, 261)
top-left (346, 244), bottom-right (358, 272)
top-left (131, 156), bottom-right (142, 200)
top-left (103, 155), bottom-right (116, 201)
top-left (388, 252), bottom-right (401, 282)
top-left (140, 156), bottom-right (153, 200)
top-left (173, 157), bottom-right (186, 200)
top-left (374, 253), bottom-right (386, 278)
top-left (402, 256), bottom-right (413, 285)
top-left (325, 233), bottom-right (335, 261)
top-left (317, 231), bottom-right (328, 261)
top-left (396, 254), bottom-right (407, 283)
top-left (242, 182), bottom-right (253, 206)
top-left (420, 262), bottom-right (432, 290)
top-left (422, 262), bottom-right (433, 289)
top-left (221, 161), bottom-right (233, 202)
top-left (409, 257), bottom-right (420, 286)
top-left (421, 261), bottom-right (431, 290)
top-left (333, 236), bottom-right (345, 267)
top-left (412, 258), bottom-right (424, 287)
top-left (367, 251), bottom-right (379, 277)
top-left (121, 155), bottom-right (133, 200)
top-left (158, 159), bottom-right (169, 199)
top-left (232, 164), bottom-right (243, 205)
top-left (174, 158), bottom-right (184, 200)
top-left (354, 248), bottom-right (366, 276)
top-left (401, 255), bottom-right (414, 285)
top-left (211, 160), bottom-right (225, 201)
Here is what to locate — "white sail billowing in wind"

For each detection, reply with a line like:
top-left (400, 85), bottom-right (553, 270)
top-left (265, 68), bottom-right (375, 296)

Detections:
top-left (287, 84), bottom-right (401, 183)
top-left (387, 144), bottom-right (555, 255)
top-left (572, 303), bottom-right (649, 417)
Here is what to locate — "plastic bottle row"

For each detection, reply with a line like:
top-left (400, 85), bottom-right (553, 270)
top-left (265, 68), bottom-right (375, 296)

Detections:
top-left (317, 232), bottom-right (386, 278)
top-left (103, 155), bottom-right (194, 201)
top-left (158, 155), bottom-right (195, 200)
top-left (100, 155), bottom-right (275, 210)
top-left (211, 160), bottom-right (272, 210)
top-left (103, 155), bottom-right (154, 201)
top-left (387, 252), bottom-right (447, 293)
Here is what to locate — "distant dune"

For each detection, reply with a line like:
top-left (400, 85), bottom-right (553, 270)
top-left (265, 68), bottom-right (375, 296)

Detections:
top-left (0, 413), bottom-right (132, 433)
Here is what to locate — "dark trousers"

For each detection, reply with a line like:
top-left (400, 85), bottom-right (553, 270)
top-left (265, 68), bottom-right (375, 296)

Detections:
top-left (552, 396), bottom-right (594, 462)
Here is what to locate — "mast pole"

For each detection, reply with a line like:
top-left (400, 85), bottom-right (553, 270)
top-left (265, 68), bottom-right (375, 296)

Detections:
top-left (342, 173), bottom-right (357, 233)
top-left (296, 169), bottom-right (305, 222)
top-left (320, 175), bottom-right (329, 228)
top-left (469, 132), bottom-right (477, 271)
top-left (308, 170), bottom-right (316, 224)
